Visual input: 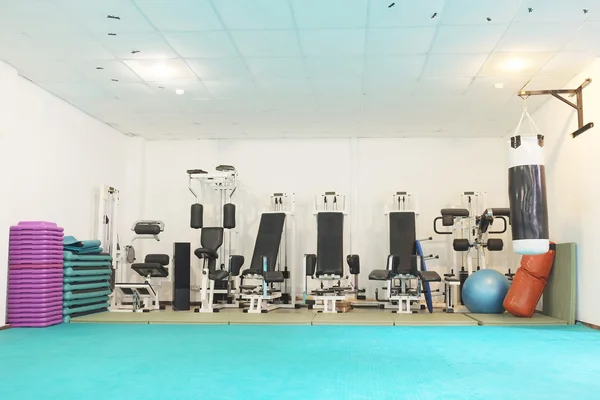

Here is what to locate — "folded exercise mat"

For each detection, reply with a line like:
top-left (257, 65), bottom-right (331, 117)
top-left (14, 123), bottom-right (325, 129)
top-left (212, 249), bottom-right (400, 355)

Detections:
top-left (63, 236), bottom-right (102, 254)
top-left (63, 268), bottom-right (111, 277)
top-left (63, 308), bottom-right (107, 323)
top-left (63, 282), bottom-right (110, 292)
top-left (63, 302), bottom-right (108, 316)
top-left (64, 289), bottom-right (111, 301)
top-left (63, 295), bottom-right (110, 308)
top-left (9, 277), bottom-right (64, 285)
top-left (63, 260), bottom-right (112, 268)
top-left (10, 230), bottom-right (64, 238)
top-left (10, 257), bottom-right (64, 265)
top-left (9, 317), bottom-right (63, 327)
top-left (63, 251), bottom-right (113, 261)
top-left (9, 298), bottom-right (63, 307)
top-left (9, 286), bottom-right (63, 295)
top-left (64, 274), bottom-right (111, 284)
top-left (9, 263), bottom-right (63, 270)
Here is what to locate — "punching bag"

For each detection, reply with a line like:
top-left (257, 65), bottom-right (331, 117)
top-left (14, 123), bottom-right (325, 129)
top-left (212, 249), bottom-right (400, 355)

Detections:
top-left (508, 134), bottom-right (549, 255)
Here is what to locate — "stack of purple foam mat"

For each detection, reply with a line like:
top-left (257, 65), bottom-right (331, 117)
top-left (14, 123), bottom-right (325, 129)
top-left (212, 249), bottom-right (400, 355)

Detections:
top-left (8, 221), bottom-right (64, 327)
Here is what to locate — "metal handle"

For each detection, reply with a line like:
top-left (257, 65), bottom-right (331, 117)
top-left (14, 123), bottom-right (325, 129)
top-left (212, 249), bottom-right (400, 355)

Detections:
top-left (433, 217), bottom-right (452, 235)
top-left (489, 216), bottom-right (508, 234)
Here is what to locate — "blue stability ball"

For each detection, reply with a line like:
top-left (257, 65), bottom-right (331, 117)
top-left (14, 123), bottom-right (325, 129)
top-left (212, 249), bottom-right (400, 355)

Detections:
top-left (462, 269), bottom-right (511, 314)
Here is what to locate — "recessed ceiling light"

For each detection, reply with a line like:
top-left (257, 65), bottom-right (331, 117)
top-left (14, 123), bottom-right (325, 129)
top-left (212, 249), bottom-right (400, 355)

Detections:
top-left (506, 58), bottom-right (526, 71)
top-left (175, 89), bottom-right (185, 95)
top-left (494, 83), bottom-right (505, 89)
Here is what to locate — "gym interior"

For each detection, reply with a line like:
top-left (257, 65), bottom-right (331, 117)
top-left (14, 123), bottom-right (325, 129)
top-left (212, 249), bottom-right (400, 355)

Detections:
top-left (1, 1), bottom-right (600, 399)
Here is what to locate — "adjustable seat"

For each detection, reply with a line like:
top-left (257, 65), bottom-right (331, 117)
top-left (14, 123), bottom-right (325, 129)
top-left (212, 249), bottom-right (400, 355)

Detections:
top-left (369, 211), bottom-right (441, 313)
top-left (114, 254), bottom-right (170, 313)
top-left (240, 212), bottom-right (287, 313)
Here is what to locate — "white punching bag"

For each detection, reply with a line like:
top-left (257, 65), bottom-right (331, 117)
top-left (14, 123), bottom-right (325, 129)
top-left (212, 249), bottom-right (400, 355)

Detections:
top-left (507, 134), bottom-right (550, 255)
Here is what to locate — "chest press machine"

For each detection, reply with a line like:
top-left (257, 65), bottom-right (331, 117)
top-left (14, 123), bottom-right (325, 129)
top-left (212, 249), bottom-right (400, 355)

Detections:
top-left (110, 221), bottom-right (170, 313)
top-left (433, 191), bottom-right (511, 309)
top-left (187, 166), bottom-right (245, 313)
top-left (368, 192), bottom-right (443, 314)
top-left (239, 193), bottom-right (298, 313)
top-left (303, 192), bottom-right (362, 313)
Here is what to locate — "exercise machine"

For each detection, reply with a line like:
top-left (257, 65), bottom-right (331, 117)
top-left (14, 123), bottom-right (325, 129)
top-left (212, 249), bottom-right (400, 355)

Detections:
top-left (239, 193), bottom-right (298, 313)
top-left (97, 185), bottom-right (121, 289)
top-left (187, 166), bottom-right (244, 313)
top-left (110, 221), bottom-right (170, 312)
top-left (368, 193), bottom-right (443, 313)
top-left (433, 191), bottom-right (511, 307)
top-left (303, 192), bottom-right (361, 313)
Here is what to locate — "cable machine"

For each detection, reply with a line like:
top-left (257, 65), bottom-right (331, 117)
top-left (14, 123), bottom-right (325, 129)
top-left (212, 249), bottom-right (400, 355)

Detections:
top-left (97, 185), bottom-right (121, 288)
top-left (187, 166), bottom-right (241, 307)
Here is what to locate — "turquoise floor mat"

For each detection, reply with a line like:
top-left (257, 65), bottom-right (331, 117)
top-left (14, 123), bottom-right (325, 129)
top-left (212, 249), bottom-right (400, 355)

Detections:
top-left (1, 324), bottom-right (599, 399)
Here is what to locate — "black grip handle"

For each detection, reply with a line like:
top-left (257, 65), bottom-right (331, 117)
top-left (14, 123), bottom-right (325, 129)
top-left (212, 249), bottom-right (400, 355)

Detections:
top-left (187, 169), bottom-right (207, 175)
top-left (489, 216), bottom-right (508, 234)
top-left (433, 217), bottom-right (452, 235)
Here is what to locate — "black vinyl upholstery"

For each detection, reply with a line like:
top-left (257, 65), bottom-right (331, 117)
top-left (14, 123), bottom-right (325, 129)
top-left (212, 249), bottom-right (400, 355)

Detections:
top-left (200, 227), bottom-right (224, 251)
top-left (247, 213), bottom-right (286, 274)
top-left (369, 212), bottom-right (417, 281)
top-left (134, 223), bottom-right (161, 235)
top-left (145, 254), bottom-right (170, 265)
top-left (131, 264), bottom-right (169, 278)
top-left (315, 212), bottom-right (344, 277)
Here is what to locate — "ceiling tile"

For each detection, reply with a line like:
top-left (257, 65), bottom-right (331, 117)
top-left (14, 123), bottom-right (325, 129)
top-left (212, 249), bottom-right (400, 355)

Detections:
top-left (231, 30), bottom-right (301, 57)
top-left (305, 56), bottom-right (363, 80)
top-left (292, 0), bottom-right (368, 29)
top-left (311, 79), bottom-right (363, 96)
top-left (202, 80), bottom-right (259, 98)
top-left (122, 58), bottom-right (197, 81)
top-left (101, 81), bottom-right (155, 99)
top-left (71, 59), bottom-right (143, 83)
top-left (246, 58), bottom-right (306, 80)
top-left (98, 33), bottom-right (177, 60)
top-left (40, 82), bottom-right (113, 100)
top-left (0, 1), bottom-right (82, 36)
top-left (134, 0), bottom-right (223, 31)
top-left (463, 75), bottom-right (532, 105)
top-left (479, 52), bottom-right (553, 76)
top-left (524, 74), bottom-right (584, 91)
top-left (32, 35), bottom-right (116, 60)
top-left (16, 60), bottom-right (88, 83)
top-left (563, 22), bottom-right (600, 54)
top-left (213, 0), bottom-right (295, 29)
top-left (367, 27), bottom-right (436, 55)
top-left (256, 79), bottom-right (313, 96)
top-left (164, 32), bottom-right (238, 58)
top-left (539, 52), bottom-right (596, 76)
top-left (496, 22), bottom-right (583, 52)
top-left (441, 0), bottom-right (525, 25)
top-left (56, 0), bottom-right (155, 34)
top-left (430, 25), bottom-right (507, 54)
top-left (421, 54), bottom-right (488, 78)
top-left (368, 0), bottom-right (445, 28)
top-left (363, 56), bottom-right (426, 83)
top-left (186, 58), bottom-right (253, 81)
top-left (514, 0), bottom-right (592, 23)
top-left (150, 79), bottom-right (211, 98)
top-left (300, 29), bottom-right (365, 56)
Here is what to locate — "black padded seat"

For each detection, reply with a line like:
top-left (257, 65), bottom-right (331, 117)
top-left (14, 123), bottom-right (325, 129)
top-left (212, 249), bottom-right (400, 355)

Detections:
top-left (418, 270), bottom-right (442, 283)
top-left (208, 270), bottom-right (229, 281)
top-left (368, 269), bottom-right (392, 281)
top-left (264, 271), bottom-right (284, 283)
top-left (131, 264), bottom-right (169, 278)
top-left (195, 248), bottom-right (219, 260)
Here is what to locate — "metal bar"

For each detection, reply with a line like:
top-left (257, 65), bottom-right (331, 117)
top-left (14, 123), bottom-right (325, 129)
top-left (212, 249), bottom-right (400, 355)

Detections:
top-left (520, 89), bottom-right (577, 97)
top-left (550, 93), bottom-right (577, 110)
top-left (577, 89), bottom-right (584, 128)
top-left (572, 122), bottom-right (594, 138)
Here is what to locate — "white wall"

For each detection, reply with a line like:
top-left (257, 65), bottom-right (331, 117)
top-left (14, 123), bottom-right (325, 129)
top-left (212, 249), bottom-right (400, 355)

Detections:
top-left (530, 58), bottom-right (600, 326)
top-left (143, 137), bottom-right (512, 301)
top-left (0, 61), bottom-right (142, 327)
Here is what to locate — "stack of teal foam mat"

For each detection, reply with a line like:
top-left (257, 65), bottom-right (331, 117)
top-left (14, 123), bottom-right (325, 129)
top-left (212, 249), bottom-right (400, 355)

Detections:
top-left (63, 236), bottom-right (112, 322)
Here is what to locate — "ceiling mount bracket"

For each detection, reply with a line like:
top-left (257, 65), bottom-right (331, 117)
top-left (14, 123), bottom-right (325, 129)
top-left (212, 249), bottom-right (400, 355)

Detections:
top-left (518, 78), bottom-right (594, 138)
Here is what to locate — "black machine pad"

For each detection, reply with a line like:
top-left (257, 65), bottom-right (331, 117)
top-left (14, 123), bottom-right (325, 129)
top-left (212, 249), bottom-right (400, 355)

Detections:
top-left (200, 227), bottom-right (224, 251)
top-left (131, 263), bottom-right (169, 278)
top-left (145, 254), bottom-right (170, 265)
top-left (264, 271), bottom-right (285, 283)
top-left (368, 269), bottom-right (392, 281)
top-left (418, 270), bottom-right (442, 283)
top-left (315, 212), bottom-right (344, 277)
top-left (208, 270), bottom-right (229, 281)
top-left (389, 212), bottom-right (416, 275)
top-left (134, 223), bottom-right (161, 235)
top-left (305, 254), bottom-right (317, 276)
top-left (248, 213), bottom-right (286, 274)
top-left (195, 248), bottom-right (219, 260)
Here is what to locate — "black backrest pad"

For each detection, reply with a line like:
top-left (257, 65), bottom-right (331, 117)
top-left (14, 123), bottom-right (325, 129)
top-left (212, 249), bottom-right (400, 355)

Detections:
top-left (316, 212), bottom-right (344, 276)
top-left (134, 224), bottom-right (161, 235)
top-left (201, 227), bottom-right (224, 250)
top-left (145, 254), bottom-right (170, 265)
top-left (249, 213), bottom-right (286, 272)
top-left (389, 212), bottom-right (416, 275)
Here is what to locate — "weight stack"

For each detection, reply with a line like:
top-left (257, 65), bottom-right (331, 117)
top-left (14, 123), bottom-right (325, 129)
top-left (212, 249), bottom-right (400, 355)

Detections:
top-left (173, 242), bottom-right (191, 311)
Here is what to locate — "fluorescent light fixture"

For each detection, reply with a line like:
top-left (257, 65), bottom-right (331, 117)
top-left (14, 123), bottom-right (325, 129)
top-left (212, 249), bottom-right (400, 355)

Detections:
top-left (123, 60), bottom-right (176, 81)
top-left (506, 58), bottom-right (526, 71)
top-left (175, 89), bottom-right (185, 95)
